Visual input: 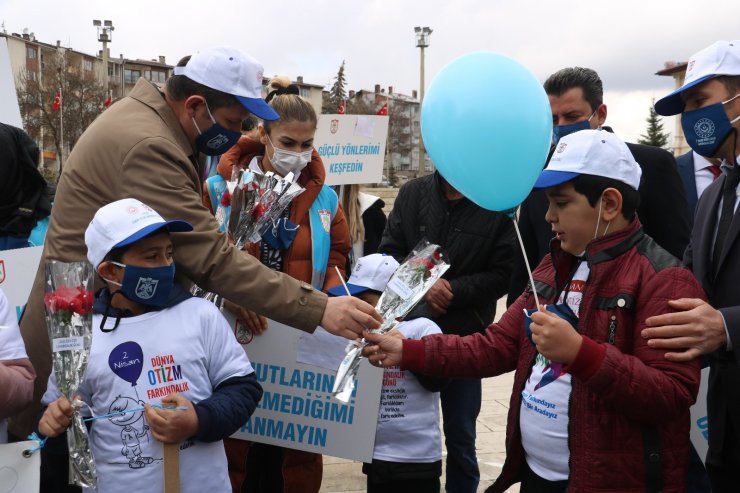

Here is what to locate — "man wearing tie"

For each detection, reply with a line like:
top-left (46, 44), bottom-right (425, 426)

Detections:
top-left (676, 150), bottom-right (723, 226)
top-left (644, 40), bottom-right (740, 493)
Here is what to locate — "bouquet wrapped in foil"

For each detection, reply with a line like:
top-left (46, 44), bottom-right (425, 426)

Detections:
top-left (191, 169), bottom-right (304, 308)
top-left (229, 169), bottom-right (305, 249)
top-left (332, 240), bottom-right (450, 403)
top-left (43, 260), bottom-right (97, 487)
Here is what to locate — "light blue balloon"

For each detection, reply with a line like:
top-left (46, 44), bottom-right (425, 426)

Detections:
top-left (421, 52), bottom-right (552, 211)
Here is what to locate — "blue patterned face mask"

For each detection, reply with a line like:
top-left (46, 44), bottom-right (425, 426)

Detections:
top-left (107, 262), bottom-right (175, 307)
top-left (552, 110), bottom-right (597, 144)
top-left (260, 217), bottom-right (300, 251)
top-left (682, 93), bottom-right (740, 157)
top-left (193, 101), bottom-right (241, 156)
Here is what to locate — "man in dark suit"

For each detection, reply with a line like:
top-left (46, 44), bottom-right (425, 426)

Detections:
top-left (676, 150), bottom-right (722, 227)
top-left (507, 67), bottom-right (692, 305)
top-left (645, 40), bottom-right (740, 493)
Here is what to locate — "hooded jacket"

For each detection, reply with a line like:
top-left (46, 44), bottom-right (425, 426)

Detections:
top-left (402, 220), bottom-right (704, 493)
top-left (207, 136), bottom-right (350, 291)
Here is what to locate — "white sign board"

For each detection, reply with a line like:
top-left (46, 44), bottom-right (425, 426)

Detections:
top-left (690, 367), bottom-right (710, 463)
top-left (0, 440), bottom-right (41, 492)
top-left (0, 37), bottom-right (23, 127)
top-left (315, 114), bottom-right (388, 186)
top-left (0, 246), bottom-right (43, 322)
top-left (228, 314), bottom-right (382, 462)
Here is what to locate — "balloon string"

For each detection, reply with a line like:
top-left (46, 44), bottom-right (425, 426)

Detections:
top-left (83, 404), bottom-right (188, 422)
top-left (512, 212), bottom-right (541, 309)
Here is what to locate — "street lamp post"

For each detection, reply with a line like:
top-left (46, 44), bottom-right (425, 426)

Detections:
top-left (414, 26), bottom-right (432, 173)
top-left (93, 20), bottom-right (114, 97)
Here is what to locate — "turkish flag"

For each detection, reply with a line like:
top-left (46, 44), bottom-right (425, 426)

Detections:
top-left (376, 103), bottom-right (388, 116)
top-left (104, 95), bottom-right (112, 108)
top-left (52, 92), bottom-right (61, 111)
top-left (337, 100), bottom-right (346, 115)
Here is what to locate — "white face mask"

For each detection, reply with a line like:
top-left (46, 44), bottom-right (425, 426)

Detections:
top-left (593, 196), bottom-right (611, 239)
top-left (267, 135), bottom-right (312, 178)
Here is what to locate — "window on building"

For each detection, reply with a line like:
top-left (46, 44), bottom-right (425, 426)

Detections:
top-left (28, 71), bottom-right (37, 81)
top-left (299, 87), bottom-right (311, 98)
top-left (108, 64), bottom-right (114, 77)
top-left (26, 46), bottom-right (37, 59)
top-left (83, 59), bottom-right (93, 71)
top-left (124, 69), bottom-right (141, 84)
top-left (144, 70), bottom-right (166, 83)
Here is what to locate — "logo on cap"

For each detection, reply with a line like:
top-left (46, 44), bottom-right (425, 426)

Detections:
top-left (687, 59), bottom-right (696, 73)
top-left (556, 142), bottom-right (568, 153)
top-left (694, 118), bottom-right (716, 139)
top-left (207, 134), bottom-right (230, 149)
top-left (127, 206), bottom-right (138, 214)
top-left (135, 277), bottom-right (158, 300)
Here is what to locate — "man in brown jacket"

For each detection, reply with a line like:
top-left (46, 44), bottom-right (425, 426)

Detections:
top-left (10, 46), bottom-right (380, 437)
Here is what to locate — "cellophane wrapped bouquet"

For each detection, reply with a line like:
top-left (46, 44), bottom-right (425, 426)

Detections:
top-left (192, 168), bottom-right (304, 307)
top-left (43, 260), bottom-right (97, 487)
top-left (229, 169), bottom-right (304, 249)
top-left (332, 240), bottom-right (450, 402)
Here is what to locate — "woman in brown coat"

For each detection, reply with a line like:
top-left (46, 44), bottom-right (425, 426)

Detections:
top-left (205, 76), bottom-right (350, 493)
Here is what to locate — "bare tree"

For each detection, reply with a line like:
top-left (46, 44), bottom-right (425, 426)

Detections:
top-left (16, 50), bottom-right (107, 180)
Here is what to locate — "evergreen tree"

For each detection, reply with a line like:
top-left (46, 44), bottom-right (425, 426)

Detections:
top-left (322, 61), bottom-right (347, 114)
top-left (638, 102), bottom-right (670, 150)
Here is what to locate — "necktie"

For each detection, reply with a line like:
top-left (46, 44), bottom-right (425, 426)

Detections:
top-left (708, 165), bottom-right (722, 180)
top-left (712, 166), bottom-right (740, 275)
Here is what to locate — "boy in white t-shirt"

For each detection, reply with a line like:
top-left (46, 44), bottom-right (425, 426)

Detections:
top-left (0, 287), bottom-right (35, 443)
top-left (38, 198), bottom-right (262, 492)
top-left (327, 253), bottom-right (446, 493)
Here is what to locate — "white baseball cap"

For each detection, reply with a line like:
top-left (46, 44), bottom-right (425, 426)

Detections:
top-left (85, 198), bottom-right (193, 268)
top-left (327, 254), bottom-right (400, 296)
top-left (173, 46), bottom-right (279, 121)
top-left (534, 130), bottom-right (642, 190)
top-left (655, 40), bottom-right (740, 116)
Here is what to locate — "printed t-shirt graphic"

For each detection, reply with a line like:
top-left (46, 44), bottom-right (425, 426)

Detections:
top-left (520, 260), bottom-right (589, 481)
top-left (45, 297), bottom-right (251, 493)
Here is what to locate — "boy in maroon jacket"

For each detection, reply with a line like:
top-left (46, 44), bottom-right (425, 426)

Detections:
top-left (364, 129), bottom-right (704, 493)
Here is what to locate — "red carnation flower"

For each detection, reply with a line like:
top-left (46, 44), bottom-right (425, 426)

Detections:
top-left (252, 203), bottom-right (268, 220)
top-left (220, 191), bottom-right (232, 207)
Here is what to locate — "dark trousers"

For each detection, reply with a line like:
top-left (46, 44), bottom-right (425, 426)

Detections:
top-left (520, 462), bottom-right (568, 493)
top-left (363, 459), bottom-right (441, 493)
top-left (242, 443), bottom-right (284, 493)
top-left (367, 477), bottom-right (440, 493)
top-left (441, 378), bottom-right (481, 493)
top-left (686, 443), bottom-right (711, 493)
top-left (706, 418), bottom-right (740, 493)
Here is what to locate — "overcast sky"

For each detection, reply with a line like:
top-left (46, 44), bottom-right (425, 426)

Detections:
top-left (2, 0), bottom-right (739, 143)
